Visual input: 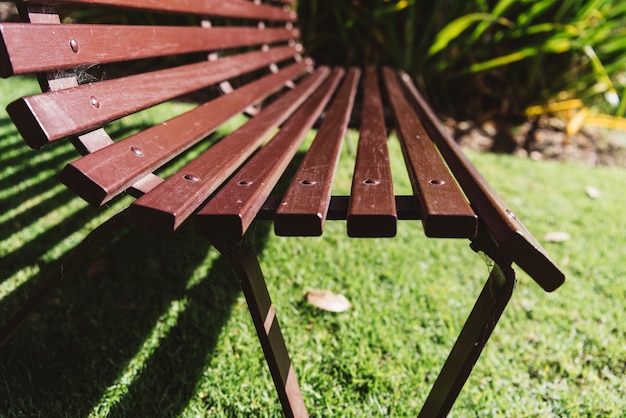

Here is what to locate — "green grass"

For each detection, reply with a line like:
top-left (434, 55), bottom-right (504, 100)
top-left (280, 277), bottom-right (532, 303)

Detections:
top-left (1, 76), bottom-right (626, 417)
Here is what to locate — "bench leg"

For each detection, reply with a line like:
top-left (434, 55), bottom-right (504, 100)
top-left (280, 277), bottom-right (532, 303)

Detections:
top-left (0, 211), bottom-right (127, 347)
top-left (418, 259), bottom-right (516, 418)
top-left (210, 237), bottom-right (308, 418)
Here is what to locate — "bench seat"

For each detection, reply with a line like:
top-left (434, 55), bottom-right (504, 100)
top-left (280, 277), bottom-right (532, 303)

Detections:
top-left (0, 1), bottom-right (564, 416)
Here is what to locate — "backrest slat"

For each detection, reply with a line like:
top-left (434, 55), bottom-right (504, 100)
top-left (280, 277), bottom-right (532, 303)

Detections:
top-left (0, 23), bottom-right (298, 77)
top-left (8, 46), bottom-right (300, 148)
top-left (60, 61), bottom-right (310, 206)
top-left (382, 67), bottom-right (477, 239)
top-left (196, 68), bottom-right (346, 239)
top-left (347, 67), bottom-right (398, 238)
top-left (400, 74), bottom-right (565, 291)
top-left (128, 67), bottom-right (332, 232)
top-left (74, 128), bottom-right (114, 154)
top-left (274, 67), bottom-right (361, 237)
top-left (20, 0), bottom-right (297, 21)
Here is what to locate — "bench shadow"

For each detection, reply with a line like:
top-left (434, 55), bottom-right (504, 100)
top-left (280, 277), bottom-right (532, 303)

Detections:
top-left (0, 116), bottom-right (306, 416)
top-left (0, 121), bottom-right (155, 294)
top-left (101, 152), bottom-right (305, 416)
top-left (0, 223), bottom-right (262, 416)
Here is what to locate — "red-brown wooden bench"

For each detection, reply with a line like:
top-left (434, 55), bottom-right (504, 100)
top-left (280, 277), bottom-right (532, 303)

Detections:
top-left (0, 1), bottom-right (565, 416)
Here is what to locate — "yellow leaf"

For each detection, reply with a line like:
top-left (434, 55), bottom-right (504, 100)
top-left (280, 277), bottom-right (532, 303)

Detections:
top-left (566, 108), bottom-right (590, 136)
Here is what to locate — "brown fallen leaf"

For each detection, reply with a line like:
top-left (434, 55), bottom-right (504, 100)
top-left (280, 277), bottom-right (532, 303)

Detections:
top-left (305, 289), bottom-right (351, 313)
top-left (585, 186), bottom-right (602, 199)
top-left (544, 232), bottom-right (571, 243)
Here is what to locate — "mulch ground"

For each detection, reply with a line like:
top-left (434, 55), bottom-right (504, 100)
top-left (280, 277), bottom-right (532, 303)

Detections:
top-left (448, 116), bottom-right (626, 168)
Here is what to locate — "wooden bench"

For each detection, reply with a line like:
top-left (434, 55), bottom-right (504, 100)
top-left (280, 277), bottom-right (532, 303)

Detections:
top-left (0, 1), bottom-right (565, 416)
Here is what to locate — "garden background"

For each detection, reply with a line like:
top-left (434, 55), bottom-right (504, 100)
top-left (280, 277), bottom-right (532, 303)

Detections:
top-left (1, 1), bottom-right (626, 416)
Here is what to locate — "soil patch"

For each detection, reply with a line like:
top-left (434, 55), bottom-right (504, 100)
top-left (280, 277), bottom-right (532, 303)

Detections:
top-left (447, 117), bottom-right (626, 168)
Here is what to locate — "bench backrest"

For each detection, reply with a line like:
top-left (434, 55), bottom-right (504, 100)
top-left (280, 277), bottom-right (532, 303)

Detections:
top-left (0, 0), bottom-right (564, 292)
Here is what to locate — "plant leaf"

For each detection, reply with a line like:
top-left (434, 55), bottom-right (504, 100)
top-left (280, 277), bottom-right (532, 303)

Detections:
top-left (428, 13), bottom-right (512, 56)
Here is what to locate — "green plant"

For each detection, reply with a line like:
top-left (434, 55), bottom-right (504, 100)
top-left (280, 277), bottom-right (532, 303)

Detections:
top-left (297, 0), bottom-right (626, 121)
top-left (58, 1), bottom-right (626, 125)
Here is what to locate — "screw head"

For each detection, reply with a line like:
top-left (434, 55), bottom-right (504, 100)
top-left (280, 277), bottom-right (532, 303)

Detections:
top-left (69, 38), bottom-right (79, 53)
top-left (183, 174), bottom-right (200, 182)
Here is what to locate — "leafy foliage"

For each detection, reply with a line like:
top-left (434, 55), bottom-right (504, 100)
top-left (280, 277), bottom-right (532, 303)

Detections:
top-left (60, 1), bottom-right (626, 124)
top-left (297, 0), bottom-right (626, 120)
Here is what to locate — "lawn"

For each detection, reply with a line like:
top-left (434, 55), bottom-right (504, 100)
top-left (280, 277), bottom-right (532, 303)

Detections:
top-left (1, 76), bottom-right (625, 417)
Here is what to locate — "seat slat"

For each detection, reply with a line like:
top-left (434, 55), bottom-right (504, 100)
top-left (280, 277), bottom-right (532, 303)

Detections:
top-left (400, 74), bottom-right (565, 291)
top-left (7, 46), bottom-right (300, 149)
top-left (19, 0), bottom-right (297, 21)
top-left (347, 67), bottom-right (397, 238)
top-left (128, 67), bottom-right (331, 232)
top-left (260, 195), bottom-right (421, 221)
top-left (195, 68), bottom-right (346, 239)
top-left (382, 67), bottom-right (477, 239)
top-left (129, 172), bottom-right (163, 197)
top-left (60, 61), bottom-right (310, 206)
top-left (274, 68), bottom-right (360, 237)
top-left (0, 23), bottom-right (298, 77)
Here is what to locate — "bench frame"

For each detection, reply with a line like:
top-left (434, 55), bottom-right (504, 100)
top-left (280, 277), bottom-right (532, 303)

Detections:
top-left (0, 1), bottom-right (564, 416)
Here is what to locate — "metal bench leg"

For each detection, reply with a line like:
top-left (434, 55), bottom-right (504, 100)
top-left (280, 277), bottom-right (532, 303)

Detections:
top-left (419, 258), bottom-right (516, 418)
top-left (0, 211), bottom-right (128, 347)
top-left (210, 237), bottom-right (309, 418)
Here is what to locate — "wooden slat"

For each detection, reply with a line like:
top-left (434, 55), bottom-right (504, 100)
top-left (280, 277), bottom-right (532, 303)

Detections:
top-left (128, 68), bottom-right (331, 232)
top-left (19, 0), bottom-right (297, 21)
top-left (60, 61), bottom-right (310, 206)
top-left (274, 68), bottom-right (360, 236)
top-left (0, 23), bottom-right (298, 77)
top-left (347, 67), bottom-right (397, 238)
top-left (72, 128), bottom-right (114, 154)
top-left (195, 68), bottom-right (346, 239)
top-left (22, 6), bottom-right (62, 24)
top-left (382, 67), bottom-right (477, 239)
top-left (7, 46), bottom-right (299, 149)
top-left (129, 173), bottom-right (163, 197)
top-left (400, 73), bottom-right (565, 291)
top-left (260, 195), bottom-right (421, 221)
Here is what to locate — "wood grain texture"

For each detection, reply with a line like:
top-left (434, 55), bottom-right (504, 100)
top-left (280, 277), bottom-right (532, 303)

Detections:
top-left (274, 67), bottom-right (361, 236)
top-left (19, 0), bottom-right (297, 21)
top-left (0, 23), bottom-right (298, 76)
top-left (259, 195), bottom-right (421, 221)
top-left (400, 73), bottom-right (564, 291)
top-left (347, 67), bottom-right (397, 237)
top-left (195, 68), bottom-right (346, 239)
top-left (383, 67), bottom-right (477, 239)
top-left (7, 46), bottom-right (299, 148)
top-left (60, 62), bottom-right (309, 206)
top-left (128, 68), bottom-right (331, 232)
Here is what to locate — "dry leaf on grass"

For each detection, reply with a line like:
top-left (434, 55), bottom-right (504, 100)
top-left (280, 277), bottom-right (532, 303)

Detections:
top-left (585, 186), bottom-right (602, 199)
top-left (305, 289), bottom-right (351, 313)
top-left (544, 232), bottom-right (571, 243)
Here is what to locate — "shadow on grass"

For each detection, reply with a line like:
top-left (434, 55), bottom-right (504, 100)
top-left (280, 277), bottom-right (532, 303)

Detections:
top-left (0, 113), bottom-right (306, 415)
top-left (0, 224), bottom-right (263, 416)
top-left (0, 119), bottom-right (154, 293)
